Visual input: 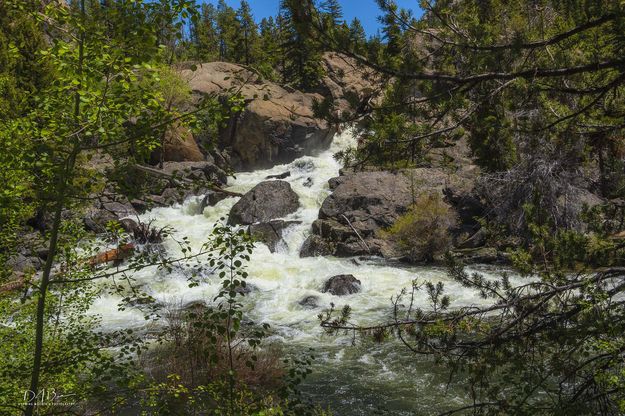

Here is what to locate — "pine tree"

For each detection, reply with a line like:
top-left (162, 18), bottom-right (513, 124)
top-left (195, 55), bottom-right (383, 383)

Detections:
top-left (258, 16), bottom-right (280, 78)
top-left (215, 0), bottom-right (238, 61)
top-left (191, 3), bottom-right (219, 61)
top-left (348, 17), bottom-right (367, 55)
top-left (0, 0), bottom-right (50, 118)
top-left (279, 0), bottom-right (325, 90)
top-left (235, 0), bottom-right (259, 65)
top-left (320, 0), bottom-right (343, 29)
top-left (376, 0), bottom-right (403, 57)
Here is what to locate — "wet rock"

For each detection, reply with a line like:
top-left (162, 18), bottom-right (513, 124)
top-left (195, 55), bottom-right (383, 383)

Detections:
top-left (328, 176), bottom-right (346, 190)
top-left (298, 295), bottom-right (320, 309)
top-left (83, 200), bottom-right (136, 233)
top-left (299, 235), bottom-right (335, 257)
top-left (228, 181), bottom-right (299, 225)
top-left (303, 177), bottom-right (313, 187)
top-left (119, 218), bottom-right (140, 234)
top-left (200, 163), bottom-right (229, 185)
top-left (322, 274), bottom-right (361, 296)
top-left (200, 191), bottom-right (230, 212)
top-left (248, 220), bottom-right (301, 252)
top-left (235, 283), bottom-right (256, 295)
top-left (182, 300), bottom-right (208, 313)
top-left (266, 171), bottom-right (291, 180)
top-left (130, 199), bottom-right (149, 213)
top-left (312, 219), bottom-right (354, 241)
top-left (293, 160), bottom-right (315, 172)
top-left (161, 187), bottom-right (192, 205)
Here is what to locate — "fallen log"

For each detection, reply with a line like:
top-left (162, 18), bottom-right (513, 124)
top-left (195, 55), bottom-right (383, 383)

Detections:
top-left (1, 243), bottom-right (136, 294)
top-left (134, 164), bottom-right (242, 197)
top-left (88, 243), bottom-right (135, 266)
top-left (0, 276), bottom-right (27, 293)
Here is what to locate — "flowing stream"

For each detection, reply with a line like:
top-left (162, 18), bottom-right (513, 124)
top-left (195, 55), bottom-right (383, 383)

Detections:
top-left (91, 130), bottom-right (519, 415)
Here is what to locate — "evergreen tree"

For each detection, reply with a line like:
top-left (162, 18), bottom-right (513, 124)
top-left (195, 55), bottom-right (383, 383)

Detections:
top-left (258, 16), bottom-right (281, 79)
top-left (319, 0), bottom-right (343, 29)
top-left (348, 17), bottom-right (367, 55)
top-left (279, 0), bottom-right (325, 90)
top-left (215, 0), bottom-right (238, 61)
top-left (376, 0), bottom-right (403, 58)
top-left (235, 0), bottom-right (259, 65)
top-left (191, 3), bottom-right (219, 61)
top-left (0, 0), bottom-right (50, 118)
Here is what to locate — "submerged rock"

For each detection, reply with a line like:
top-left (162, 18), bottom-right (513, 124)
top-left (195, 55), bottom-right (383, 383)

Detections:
top-left (298, 295), bottom-right (320, 309)
top-left (266, 171), bottom-right (291, 180)
top-left (322, 274), bottom-right (361, 296)
top-left (248, 220), bottom-right (301, 252)
top-left (200, 191), bottom-right (230, 211)
top-left (228, 181), bottom-right (299, 225)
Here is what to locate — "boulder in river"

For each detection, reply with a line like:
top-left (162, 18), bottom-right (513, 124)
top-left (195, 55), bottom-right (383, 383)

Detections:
top-left (298, 295), bottom-right (320, 309)
top-left (228, 180), bottom-right (299, 225)
top-left (200, 191), bottom-right (230, 212)
top-left (322, 274), bottom-right (361, 296)
top-left (248, 220), bottom-right (301, 252)
top-left (83, 199), bottom-right (137, 233)
top-left (308, 168), bottom-right (477, 260)
top-left (299, 234), bottom-right (335, 257)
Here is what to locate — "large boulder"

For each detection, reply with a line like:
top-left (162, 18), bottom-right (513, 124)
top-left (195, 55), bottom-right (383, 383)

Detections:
top-left (181, 62), bottom-right (335, 170)
top-left (150, 122), bottom-right (204, 163)
top-left (306, 169), bottom-right (476, 259)
top-left (228, 181), bottom-right (299, 225)
top-left (322, 274), bottom-right (362, 296)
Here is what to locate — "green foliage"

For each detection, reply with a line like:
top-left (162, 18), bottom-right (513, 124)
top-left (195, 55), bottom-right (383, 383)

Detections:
top-left (467, 102), bottom-right (517, 171)
top-left (384, 192), bottom-right (458, 262)
top-left (278, 0), bottom-right (325, 90)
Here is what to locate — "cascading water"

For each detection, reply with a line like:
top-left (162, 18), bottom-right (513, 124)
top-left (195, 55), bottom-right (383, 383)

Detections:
top-left (90, 129), bottom-right (518, 415)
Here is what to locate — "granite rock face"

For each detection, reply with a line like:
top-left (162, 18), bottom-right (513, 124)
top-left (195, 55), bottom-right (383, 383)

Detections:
top-left (181, 62), bottom-right (335, 170)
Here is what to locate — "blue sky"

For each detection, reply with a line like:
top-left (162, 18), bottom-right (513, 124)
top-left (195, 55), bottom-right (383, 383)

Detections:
top-left (201, 0), bottom-right (423, 36)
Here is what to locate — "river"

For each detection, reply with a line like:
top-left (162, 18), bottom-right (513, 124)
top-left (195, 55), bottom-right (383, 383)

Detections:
top-left (90, 129), bottom-right (518, 415)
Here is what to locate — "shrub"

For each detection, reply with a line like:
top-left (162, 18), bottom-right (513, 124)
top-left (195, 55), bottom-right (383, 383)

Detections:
top-left (385, 192), bottom-right (457, 262)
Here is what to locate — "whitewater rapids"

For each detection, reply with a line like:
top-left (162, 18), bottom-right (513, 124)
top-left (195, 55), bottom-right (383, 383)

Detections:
top-left (90, 129), bottom-right (520, 414)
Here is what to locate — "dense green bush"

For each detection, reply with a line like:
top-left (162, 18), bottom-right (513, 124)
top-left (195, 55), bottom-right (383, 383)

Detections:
top-left (385, 192), bottom-right (457, 262)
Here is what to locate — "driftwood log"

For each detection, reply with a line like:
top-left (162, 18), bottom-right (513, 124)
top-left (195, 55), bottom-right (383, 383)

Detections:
top-left (1, 243), bottom-right (136, 293)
